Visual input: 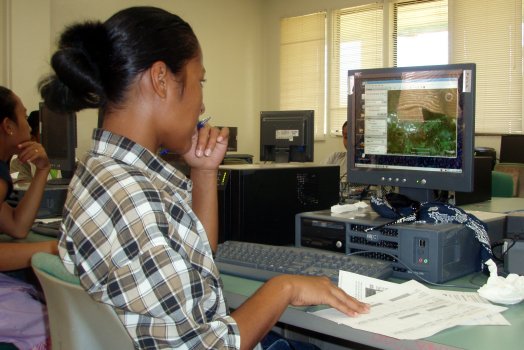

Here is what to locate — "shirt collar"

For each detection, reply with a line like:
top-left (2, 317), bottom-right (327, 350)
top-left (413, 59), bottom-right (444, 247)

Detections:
top-left (90, 128), bottom-right (191, 191)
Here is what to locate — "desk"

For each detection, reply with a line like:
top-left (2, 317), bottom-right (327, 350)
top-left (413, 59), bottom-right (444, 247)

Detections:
top-left (222, 273), bottom-right (524, 350)
top-left (461, 197), bottom-right (524, 213)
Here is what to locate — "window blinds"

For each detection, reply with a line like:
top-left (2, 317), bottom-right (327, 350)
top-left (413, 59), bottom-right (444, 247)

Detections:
top-left (451, 0), bottom-right (523, 134)
top-left (280, 12), bottom-right (326, 138)
top-left (329, 4), bottom-right (384, 135)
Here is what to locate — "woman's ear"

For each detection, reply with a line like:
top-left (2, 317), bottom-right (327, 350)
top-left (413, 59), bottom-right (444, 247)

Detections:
top-left (150, 61), bottom-right (168, 99)
top-left (1, 118), bottom-right (14, 136)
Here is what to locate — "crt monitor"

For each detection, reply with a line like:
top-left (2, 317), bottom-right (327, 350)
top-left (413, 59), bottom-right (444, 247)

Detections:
top-left (260, 110), bottom-right (314, 163)
top-left (39, 102), bottom-right (77, 184)
top-left (347, 63), bottom-right (476, 202)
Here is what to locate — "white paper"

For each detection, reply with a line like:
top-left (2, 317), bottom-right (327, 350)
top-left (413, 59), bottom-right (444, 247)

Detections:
top-left (338, 270), bottom-right (396, 299)
top-left (438, 290), bottom-right (510, 325)
top-left (313, 278), bottom-right (508, 340)
top-left (337, 270), bottom-right (509, 326)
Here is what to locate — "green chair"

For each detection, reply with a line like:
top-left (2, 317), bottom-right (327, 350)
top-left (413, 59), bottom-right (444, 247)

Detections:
top-left (492, 170), bottom-right (514, 197)
top-left (31, 253), bottom-right (134, 350)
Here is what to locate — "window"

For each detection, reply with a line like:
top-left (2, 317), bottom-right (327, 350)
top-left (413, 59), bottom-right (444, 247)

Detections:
top-left (280, 12), bottom-right (326, 139)
top-left (330, 4), bottom-right (384, 135)
top-left (393, 0), bottom-right (448, 67)
top-left (451, 0), bottom-right (523, 134)
top-left (330, 0), bottom-right (447, 134)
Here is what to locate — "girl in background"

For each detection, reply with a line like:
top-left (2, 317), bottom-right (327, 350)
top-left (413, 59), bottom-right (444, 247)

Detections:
top-left (0, 86), bottom-right (56, 350)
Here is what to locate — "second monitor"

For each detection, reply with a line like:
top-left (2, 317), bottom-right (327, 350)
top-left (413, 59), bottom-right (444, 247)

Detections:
top-left (40, 102), bottom-right (77, 185)
top-left (260, 110), bottom-right (314, 163)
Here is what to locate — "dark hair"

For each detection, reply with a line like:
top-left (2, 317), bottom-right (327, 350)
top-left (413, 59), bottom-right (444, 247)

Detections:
top-left (27, 110), bottom-right (40, 137)
top-left (0, 86), bottom-right (17, 124)
top-left (39, 6), bottom-right (200, 113)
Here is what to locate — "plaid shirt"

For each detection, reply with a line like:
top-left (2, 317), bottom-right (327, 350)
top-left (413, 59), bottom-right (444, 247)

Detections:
top-left (59, 129), bottom-right (241, 349)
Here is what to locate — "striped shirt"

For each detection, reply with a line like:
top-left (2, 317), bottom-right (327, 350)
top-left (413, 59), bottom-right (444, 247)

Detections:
top-left (59, 129), bottom-right (241, 349)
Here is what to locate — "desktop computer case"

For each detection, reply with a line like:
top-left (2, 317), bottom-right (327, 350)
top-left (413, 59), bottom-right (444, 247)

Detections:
top-left (218, 164), bottom-right (340, 246)
top-left (296, 209), bottom-right (481, 283)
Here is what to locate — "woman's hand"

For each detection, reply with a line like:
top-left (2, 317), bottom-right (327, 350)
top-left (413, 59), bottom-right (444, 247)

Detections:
top-left (276, 274), bottom-right (370, 317)
top-left (16, 141), bottom-right (51, 170)
top-left (182, 124), bottom-right (229, 170)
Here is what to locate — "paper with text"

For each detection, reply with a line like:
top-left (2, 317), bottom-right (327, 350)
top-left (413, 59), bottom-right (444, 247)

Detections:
top-left (313, 277), bottom-right (508, 339)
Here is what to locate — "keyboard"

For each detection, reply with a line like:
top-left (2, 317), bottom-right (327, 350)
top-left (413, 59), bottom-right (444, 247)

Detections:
top-left (215, 241), bottom-right (392, 282)
top-left (31, 220), bottom-right (61, 238)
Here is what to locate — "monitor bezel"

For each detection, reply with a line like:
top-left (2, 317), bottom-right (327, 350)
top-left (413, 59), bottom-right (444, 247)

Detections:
top-left (347, 63), bottom-right (476, 202)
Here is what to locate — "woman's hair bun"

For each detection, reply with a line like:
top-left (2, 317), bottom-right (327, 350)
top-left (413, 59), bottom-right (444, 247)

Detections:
top-left (40, 21), bottom-right (112, 112)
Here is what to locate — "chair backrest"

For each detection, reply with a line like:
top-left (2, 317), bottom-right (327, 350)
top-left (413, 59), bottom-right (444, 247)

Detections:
top-left (492, 170), bottom-right (514, 198)
top-left (31, 253), bottom-right (134, 350)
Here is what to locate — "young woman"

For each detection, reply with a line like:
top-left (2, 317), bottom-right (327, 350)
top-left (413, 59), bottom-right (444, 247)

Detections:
top-left (0, 87), bottom-right (53, 239)
top-left (39, 6), bottom-right (369, 350)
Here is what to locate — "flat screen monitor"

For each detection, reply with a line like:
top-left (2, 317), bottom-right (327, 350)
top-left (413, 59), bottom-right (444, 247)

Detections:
top-left (260, 110), bottom-right (314, 163)
top-left (500, 135), bottom-right (524, 163)
top-left (347, 63), bottom-right (476, 202)
top-left (39, 102), bottom-right (77, 184)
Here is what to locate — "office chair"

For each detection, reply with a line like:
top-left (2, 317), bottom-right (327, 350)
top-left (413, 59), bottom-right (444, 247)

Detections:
top-left (492, 170), bottom-right (514, 197)
top-left (31, 253), bottom-right (134, 350)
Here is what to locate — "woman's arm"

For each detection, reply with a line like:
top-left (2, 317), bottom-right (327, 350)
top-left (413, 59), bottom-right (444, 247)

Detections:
top-left (190, 168), bottom-right (219, 250)
top-left (184, 125), bottom-right (228, 252)
top-left (0, 142), bottom-right (50, 239)
top-left (232, 275), bottom-right (370, 350)
top-left (0, 241), bottom-right (58, 271)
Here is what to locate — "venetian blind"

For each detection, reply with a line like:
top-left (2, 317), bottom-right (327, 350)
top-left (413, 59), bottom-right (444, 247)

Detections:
top-left (451, 0), bottom-right (523, 134)
top-left (280, 12), bottom-right (326, 139)
top-left (329, 4), bottom-right (384, 135)
top-left (393, 0), bottom-right (448, 67)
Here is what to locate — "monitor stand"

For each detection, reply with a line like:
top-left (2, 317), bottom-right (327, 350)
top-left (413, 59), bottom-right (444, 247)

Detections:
top-left (398, 187), bottom-right (439, 203)
top-left (274, 149), bottom-right (290, 163)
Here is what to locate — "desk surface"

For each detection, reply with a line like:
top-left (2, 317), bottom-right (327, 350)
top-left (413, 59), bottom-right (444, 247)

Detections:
top-left (221, 273), bottom-right (524, 350)
top-left (461, 196), bottom-right (524, 213)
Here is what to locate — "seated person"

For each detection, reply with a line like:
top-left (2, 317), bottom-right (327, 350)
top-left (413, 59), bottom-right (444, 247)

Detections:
top-left (40, 7), bottom-right (370, 349)
top-left (10, 110), bottom-right (60, 185)
top-left (323, 121), bottom-right (348, 181)
top-left (0, 86), bottom-right (53, 239)
top-left (0, 86), bottom-right (57, 350)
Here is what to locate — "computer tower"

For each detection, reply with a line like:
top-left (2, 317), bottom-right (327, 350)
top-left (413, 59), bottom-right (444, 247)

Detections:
top-left (218, 164), bottom-right (340, 245)
top-left (296, 209), bottom-right (481, 283)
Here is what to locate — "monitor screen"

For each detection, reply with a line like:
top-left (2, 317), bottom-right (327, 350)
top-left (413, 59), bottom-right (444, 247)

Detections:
top-left (347, 63), bottom-right (476, 202)
top-left (260, 110), bottom-right (314, 163)
top-left (39, 102), bottom-right (77, 183)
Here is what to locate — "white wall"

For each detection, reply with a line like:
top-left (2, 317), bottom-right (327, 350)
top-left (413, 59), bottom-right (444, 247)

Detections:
top-left (5, 0), bottom-right (263, 159)
top-left (3, 0), bottom-right (51, 110)
top-left (0, 1), bottom-right (5, 85)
